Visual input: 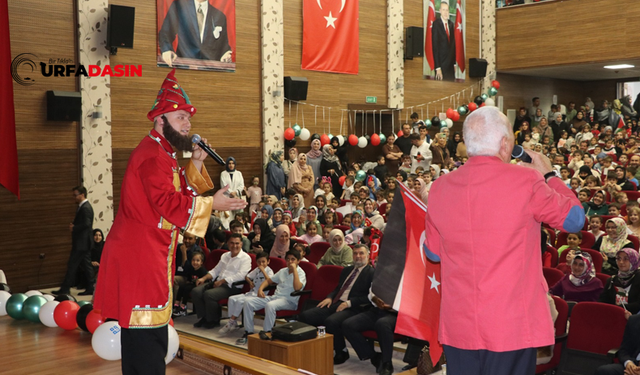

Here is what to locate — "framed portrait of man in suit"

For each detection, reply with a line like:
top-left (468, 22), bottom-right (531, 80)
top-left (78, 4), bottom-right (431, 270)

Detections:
top-left (156, 0), bottom-right (236, 72)
top-left (423, 0), bottom-right (466, 82)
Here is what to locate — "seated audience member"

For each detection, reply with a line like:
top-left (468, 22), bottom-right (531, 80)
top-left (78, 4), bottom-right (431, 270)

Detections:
top-left (598, 248), bottom-right (640, 317)
top-left (191, 234), bottom-right (252, 329)
top-left (323, 209), bottom-right (338, 227)
top-left (172, 250), bottom-right (207, 317)
top-left (299, 244), bottom-right (375, 364)
top-left (237, 249), bottom-right (306, 345)
top-left (318, 229), bottom-right (354, 268)
top-left (577, 190), bottom-right (590, 204)
top-left (270, 224), bottom-right (293, 258)
top-left (593, 218), bottom-right (635, 275)
top-left (589, 215), bottom-right (604, 240)
top-left (175, 232), bottom-right (202, 277)
top-left (556, 232), bottom-right (582, 272)
top-left (271, 207), bottom-right (284, 231)
top-left (91, 229), bottom-right (105, 274)
top-left (345, 210), bottom-right (365, 244)
top-left (341, 213), bottom-right (352, 227)
top-left (609, 203), bottom-right (623, 218)
top-left (614, 166), bottom-right (636, 191)
top-left (550, 251), bottom-right (603, 302)
top-left (229, 220), bottom-right (251, 252)
top-left (248, 218), bottom-right (275, 255)
top-left (282, 211), bottom-right (297, 237)
top-left (363, 199), bottom-right (385, 231)
top-left (341, 176), bottom-right (355, 200)
top-left (296, 220), bottom-right (323, 245)
top-left (315, 195), bottom-right (328, 222)
top-left (583, 190), bottom-right (609, 216)
top-left (294, 243), bottom-right (310, 262)
top-left (260, 205), bottom-right (274, 229)
top-left (343, 294), bottom-right (397, 375)
top-left (219, 251), bottom-right (274, 334)
top-left (595, 314), bottom-right (640, 375)
top-left (322, 225), bottom-right (333, 241)
top-left (305, 206), bottom-right (323, 235)
top-left (209, 229), bottom-right (228, 250)
top-left (627, 207), bottom-right (640, 237)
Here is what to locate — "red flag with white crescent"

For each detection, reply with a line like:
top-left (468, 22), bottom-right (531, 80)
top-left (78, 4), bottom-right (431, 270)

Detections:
top-left (424, 0), bottom-right (436, 71)
top-left (454, 0), bottom-right (465, 72)
top-left (302, 0), bottom-right (359, 74)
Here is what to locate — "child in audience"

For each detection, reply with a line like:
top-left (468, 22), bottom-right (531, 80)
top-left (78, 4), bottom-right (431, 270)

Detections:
top-left (341, 214), bottom-right (352, 226)
top-left (329, 197), bottom-right (340, 210)
top-left (282, 211), bottom-right (296, 235)
top-left (229, 220), bottom-right (251, 252)
top-left (567, 151), bottom-right (584, 171)
top-left (245, 176), bottom-right (263, 213)
top-left (323, 209), bottom-right (337, 227)
top-left (608, 203), bottom-right (623, 218)
top-left (560, 167), bottom-right (571, 186)
top-left (618, 154), bottom-right (629, 167)
top-left (173, 251), bottom-right (207, 317)
top-left (295, 209), bottom-right (307, 236)
top-left (555, 232), bottom-right (582, 275)
top-left (577, 190), bottom-right (590, 204)
top-left (588, 215), bottom-right (604, 240)
top-left (341, 176), bottom-right (355, 200)
top-left (583, 176), bottom-right (601, 191)
top-left (627, 167), bottom-right (639, 187)
top-left (522, 133), bottom-right (533, 150)
top-left (296, 221), bottom-right (323, 245)
top-left (627, 207), bottom-right (640, 236)
top-left (219, 251), bottom-right (274, 334)
top-left (294, 243), bottom-right (310, 262)
top-left (322, 225), bottom-right (333, 241)
top-left (375, 191), bottom-right (387, 207)
top-left (399, 155), bottom-right (412, 173)
top-left (614, 192), bottom-right (629, 206)
top-left (570, 177), bottom-right (581, 192)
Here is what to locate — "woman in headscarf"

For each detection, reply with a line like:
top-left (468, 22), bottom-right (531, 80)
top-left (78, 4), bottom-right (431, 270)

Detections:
top-left (363, 198), bottom-right (385, 231)
top-left (320, 144), bottom-right (344, 199)
top-left (305, 205), bottom-right (323, 235)
top-left (266, 151), bottom-right (286, 200)
top-left (430, 165), bottom-right (441, 181)
top-left (583, 190), bottom-right (609, 216)
top-left (272, 207), bottom-right (284, 229)
top-left (289, 194), bottom-right (303, 221)
top-left (531, 108), bottom-right (544, 128)
top-left (549, 251), bottom-right (603, 302)
top-left (288, 153), bottom-right (315, 207)
top-left (282, 147), bottom-right (298, 178)
top-left (306, 139), bottom-right (323, 189)
top-left (318, 229), bottom-right (354, 268)
top-left (345, 210), bottom-right (365, 244)
top-left (572, 111), bottom-right (588, 134)
top-left (248, 218), bottom-right (275, 255)
top-left (270, 224), bottom-right (292, 258)
top-left (331, 136), bottom-right (348, 171)
top-left (599, 248), bottom-right (640, 316)
top-left (220, 157), bottom-right (245, 198)
top-left (91, 229), bottom-right (105, 271)
top-left (593, 218), bottom-right (634, 275)
top-left (396, 170), bottom-right (408, 185)
top-left (447, 132), bottom-right (463, 159)
top-left (430, 133), bottom-right (450, 169)
top-left (551, 112), bottom-right (570, 144)
top-left (413, 178), bottom-right (429, 205)
top-left (538, 117), bottom-right (554, 146)
top-left (314, 195), bottom-right (327, 224)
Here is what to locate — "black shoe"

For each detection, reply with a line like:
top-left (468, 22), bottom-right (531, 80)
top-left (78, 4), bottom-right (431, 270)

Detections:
top-left (370, 352), bottom-right (382, 372)
top-left (259, 330), bottom-right (271, 340)
top-left (333, 350), bottom-right (350, 365)
top-left (51, 289), bottom-right (69, 295)
top-left (401, 364), bottom-right (416, 371)
top-left (379, 361), bottom-right (393, 375)
top-left (193, 318), bottom-right (206, 328)
top-left (78, 289), bottom-right (94, 296)
top-left (203, 320), bottom-right (220, 329)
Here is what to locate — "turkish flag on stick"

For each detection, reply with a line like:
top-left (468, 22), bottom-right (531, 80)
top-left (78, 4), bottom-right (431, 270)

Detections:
top-left (454, 0), bottom-right (465, 72)
top-left (424, 0), bottom-right (436, 71)
top-left (0, 0), bottom-right (20, 199)
top-left (302, 0), bottom-right (359, 74)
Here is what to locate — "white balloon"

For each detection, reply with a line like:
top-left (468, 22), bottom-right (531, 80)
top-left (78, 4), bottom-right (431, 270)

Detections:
top-left (299, 128), bottom-right (311, 141)
top-left (445, 119), bottom-right (454, 129)
top-left (0, 290), bottom-right (11, 316)
top-left (39, 300), bottom-right (60, 327)
top-left (165, 325), bottom-right (180, 364)
top-left (42, 294), bottom-right (55, 302)
top-left (484, 98), bottom-right (495, 107)
top-left (25, 290), bottom-right (43, 297)
top-left (337, 135), bottom-right (345, 146)
top-left (358, 136), bottom-right (368, 148)
top-left (92, 321), bottom-right (122, 361)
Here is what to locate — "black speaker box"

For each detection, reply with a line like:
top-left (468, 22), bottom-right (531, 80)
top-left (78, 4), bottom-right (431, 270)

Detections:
top-left (405, 26), bottom-right (424, 60)
top-left (108, 5), bottom-right (135, 48)
top-left (469, 58), bottom-right (488, 78)
top-left (284, 77), bottom-right (308, 101)
top-left (47, 91), bottom-right (82, 121)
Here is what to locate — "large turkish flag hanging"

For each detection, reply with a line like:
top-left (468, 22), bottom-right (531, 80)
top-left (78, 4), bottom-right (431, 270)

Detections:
top-left (302, 0), bottom-right (359, 75)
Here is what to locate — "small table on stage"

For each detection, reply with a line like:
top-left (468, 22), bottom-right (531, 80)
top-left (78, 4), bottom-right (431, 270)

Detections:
top-left (247, 333), bottom-right (333, 375)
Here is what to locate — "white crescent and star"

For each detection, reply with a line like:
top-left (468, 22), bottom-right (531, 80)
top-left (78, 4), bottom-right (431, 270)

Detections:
top-left (428, 273), bottom-right (440, 293)
top-left (317, 0), bottom-right (347, 29)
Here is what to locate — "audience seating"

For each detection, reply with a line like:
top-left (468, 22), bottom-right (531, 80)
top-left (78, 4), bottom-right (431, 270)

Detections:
top-left (298, 265), bottom-right (343, 311)
top-left (205, 249), bottom-right (229, 271)
top-left (307, 242), bottom-right (331, 264)
top-left (628, 234), bottom-right (639, 250)
top-left (555, 231), bottom-right (595, 249)
top-left (543, 267), bottom-right (564, 289)
top-left (336, 211), bottom-right (343, 224)
top-left (557, 248), bottom-right (603, 273)
top-left (595, 272), bottom-right (610, 286)
top-left (378, 203), bottom-right (387, 216)
top-left (334, 225), bottom-right (350, 234)
top-left (544, 228), bottom-right (556, 247)
top-left (545, 245), bottom-right (558, 268)
top-left (622, 190), bottom-right (640, 201)
top-left (555, 302), bottom-right (627, 375)
top-left (535, 296), bottom-right (569, 375)
top-left (268, 257), bottom-right (287, 274)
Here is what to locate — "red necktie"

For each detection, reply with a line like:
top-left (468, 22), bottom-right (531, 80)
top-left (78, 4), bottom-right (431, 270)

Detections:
top-left (332, 268), bottom-right (360, 304)
top-left (445, 22), bottom-right (449, 41)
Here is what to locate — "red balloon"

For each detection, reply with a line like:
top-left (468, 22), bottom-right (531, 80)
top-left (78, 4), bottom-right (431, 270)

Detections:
top-left (348, 134), bottom-right (358, 146)
top-left (339, 175), bottom-right (346, 186)
top-left (446, 108), bottom-right (455, 119)
top-left (284, 128), bottom-right (295, 141)
top-left (491, 80), bottom-right (500, 89)
top-left (468, 102), bottom-right (478, 112)
top-left (452, 111), bottom-right (460, 122)
top-left (320, 134), bottom-right (330, 146)
top-left (480, 103), bottom-right (486, 108)
top-left (86, 309), bottom-right (106, 334)
top-left (397, 130), bottom-right (404, 138)
top-left (370, 134), bottom-right (381, 146)
top-left (54, 300), bottom-right (80, 331)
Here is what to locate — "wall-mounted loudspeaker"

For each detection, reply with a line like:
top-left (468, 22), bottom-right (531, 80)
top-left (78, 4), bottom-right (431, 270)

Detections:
top-left (47, 91), bottom-right (82, 121)
top-left (108, 5), bottom-right (135, 49)
top-left (405, 26), bottom-right (424, 60)
top-left (468, 58), bottom-right (488, 78)
top-left (284, 77), bottom-right (308, 101)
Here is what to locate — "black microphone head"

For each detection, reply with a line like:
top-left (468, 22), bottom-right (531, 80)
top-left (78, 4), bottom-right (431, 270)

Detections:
top-left (191, 134), bottom-right (201, 144)
top-left (512, 145), bottom-right (524, 159)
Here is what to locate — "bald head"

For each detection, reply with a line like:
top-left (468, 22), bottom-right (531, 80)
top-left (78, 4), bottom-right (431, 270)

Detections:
top-left (463, 107), bottom-right (513, 160)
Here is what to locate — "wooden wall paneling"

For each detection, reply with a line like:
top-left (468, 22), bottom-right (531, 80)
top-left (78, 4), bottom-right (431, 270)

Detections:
top-left (497, 0), bottom-right (640, 71)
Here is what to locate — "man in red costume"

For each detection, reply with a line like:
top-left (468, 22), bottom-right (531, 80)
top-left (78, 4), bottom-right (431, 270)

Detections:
top-left (94, 69), bottom-right (246, 374)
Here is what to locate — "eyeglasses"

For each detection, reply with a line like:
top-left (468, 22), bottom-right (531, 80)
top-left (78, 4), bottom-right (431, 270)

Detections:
top-left (616, 257), bottom-right (630, 262)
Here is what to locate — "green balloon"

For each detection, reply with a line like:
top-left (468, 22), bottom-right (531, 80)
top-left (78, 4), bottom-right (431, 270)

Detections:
top-left (425, 119), bottom-right (432, 129)
top-left (356, 170), bottom-right (366, 182)
top-left (22, 295), bottom-right (47, 323)
top-left (293, 124), bottom-right (302, 136)
top-left (481, 93), bottom-right (488, 101)
top-left (6, 293), bottom-right (28, 320)
top-left (489, 87), bottom-right (498, 96)
top-left (457, 106), bottom-right (468, 116)
top-left (379, 134), bottom-right (387, 144)
top-left (78, 300), bottom-right (92, 307)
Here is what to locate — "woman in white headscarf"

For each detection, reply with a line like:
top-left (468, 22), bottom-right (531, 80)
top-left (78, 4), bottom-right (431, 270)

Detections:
top-left (318, 229), bottom-right (353, 268)
top-left (306, 139), bottom-right (323, 189)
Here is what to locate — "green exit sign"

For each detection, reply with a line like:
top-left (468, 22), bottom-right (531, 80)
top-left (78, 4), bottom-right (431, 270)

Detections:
top-left (366, 96), bottom-right (377, 104)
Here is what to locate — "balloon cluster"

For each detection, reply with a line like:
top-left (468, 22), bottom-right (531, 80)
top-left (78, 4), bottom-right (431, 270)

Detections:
top-left (283, 123), bottom-right (388, 150)
top-left (0, 288), bottom-right (179, 364)
top-left (434, 80), bottom-right (500, 129)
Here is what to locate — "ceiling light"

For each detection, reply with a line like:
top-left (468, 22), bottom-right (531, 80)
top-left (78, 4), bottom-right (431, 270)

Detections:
top-left (604, 64), bottom-right (635, 69)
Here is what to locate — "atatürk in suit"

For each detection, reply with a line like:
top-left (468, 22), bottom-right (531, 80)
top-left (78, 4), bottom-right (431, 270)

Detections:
top-left (431, 14), bottom-right (456, 81)
top-left (298, 264), bottom-right (375, 353)
top-left (159, 0), bottom-right (231, 62)
top-left (58, 189), bottom-right (95, 294)
top-left (595, 314), bottom-right (640, 375)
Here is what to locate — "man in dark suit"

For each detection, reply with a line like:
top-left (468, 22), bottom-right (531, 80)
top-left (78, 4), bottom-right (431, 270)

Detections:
top-left (53, 186), bottom-right (95, 295)
top-left (298, 244), bottom-right (375, 365)
top-left (595, 314), bottom-right (640, 375)
top-left (431, 1), bottom-right (456, 81)
top-left (159, 0), bottom-right (232, 65)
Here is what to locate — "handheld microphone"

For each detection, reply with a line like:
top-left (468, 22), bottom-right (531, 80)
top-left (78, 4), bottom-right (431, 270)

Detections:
top-left (512, 145), bottom-right (532, 163)
top-left (191, 134), bottom-right (225, 165)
